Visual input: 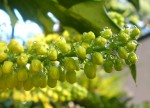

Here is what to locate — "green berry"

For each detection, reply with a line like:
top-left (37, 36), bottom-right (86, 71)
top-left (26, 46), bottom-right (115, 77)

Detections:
top-left (114, 59), bottom-right (124, 71)
top-left (119, 31), bottom-right (129, 42)
top-left (81, 42), bottom-right (90, 49)
top-left (63, 57), bottom-right (79, 71)
top-left (58, 67), bottom-right (66, 82)
top-left (66, 71), bottom-right (76, 84)
top-left (73, 34), bottom-right (82, 42)
top-left (48, 48), bottom-right (57, 61)
top-left (75, 46), bottom-right (86, 59)
top-left (128, 52), bottom-right (138, 64)
top-left (126, 41), bottom-right (137, 52)
top-left (103, 60), bottom-right (114, 73)
top-left (39, 73), bottom-right (47, 88)
top-left (92, 52), bottom-right (104, 65)
top-left (6, 73), bottom-right (17, 88)
top-left (48, 66), bottom-right (59, 80)
top-left (33, 72), bottom-right (47, 88)
top-left (17, 67), bottom-right (28, 82)
top-left (118, 47), bottom-right (128, 59)
top-left (23, 77), bottom-right (33, 91)
top-left (82, 31), bottom-right (95, 43)
top-left (84, 62), bottom-right (97, 79)
top-left (47, 76), bottom-right (57, 88)
top-left (30, 59), bottom-right (43, 73)
top-left (130, 27), bottom-right (140, 39)
top-left (0, 77), bottom-right (7, 89)
top-left (123, 29), bottom-right (130, 35)
top-left (95, 36), bottom-right (107, 47)
top-left (32, 74), bottom-right (39, 87)
top-left (101, 29), bottom-right (112, 39)
top-left (55, 40), bottom-right (71, 53)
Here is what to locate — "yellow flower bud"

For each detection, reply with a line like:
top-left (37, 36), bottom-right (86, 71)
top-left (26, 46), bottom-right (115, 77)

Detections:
top-left (0, 52), bottom-right (8, 62)
top-left (2, 61), bottom-right (13, 74)
top-left (30, 59), bottom-right (43, 73)
top-left (8, 39), bottom-right (24, 54)
top-left (17, 53), bottom-right (29, 66)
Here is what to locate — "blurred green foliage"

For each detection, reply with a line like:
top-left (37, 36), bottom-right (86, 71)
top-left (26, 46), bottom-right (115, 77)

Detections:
top-left (0, 0), bottom-right (120, 35)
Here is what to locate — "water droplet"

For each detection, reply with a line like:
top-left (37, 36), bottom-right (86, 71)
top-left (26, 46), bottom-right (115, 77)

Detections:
top-left (103, 27), bottom-right (109, 30)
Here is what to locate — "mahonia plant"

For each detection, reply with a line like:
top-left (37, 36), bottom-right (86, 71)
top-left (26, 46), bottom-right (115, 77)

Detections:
top-left (0, 26), bottom-right (140, 90)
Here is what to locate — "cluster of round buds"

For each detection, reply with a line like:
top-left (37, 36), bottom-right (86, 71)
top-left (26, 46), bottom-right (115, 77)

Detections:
top-left (0, 83), bottom-right (88, 103)
top-left (108, 11), bottom-right (125, 27)
top-left (0, 26), bottom-right (140, 90)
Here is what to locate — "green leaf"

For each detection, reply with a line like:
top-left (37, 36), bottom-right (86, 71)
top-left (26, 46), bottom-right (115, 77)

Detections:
top-left (129, 64), bottom-right (136, 83)
top-left (3, 0), bottom-right (18, 27)
top-left (1, 0), bottom-right (120, 35)
top-left (128, 0), bottom-right (140, 10)
top-left (36, 10), bottom-right (54, 34)
top-left (57, 0), bottom-right (92, 8)
top-left (68, 1), bottom-right (120, 34)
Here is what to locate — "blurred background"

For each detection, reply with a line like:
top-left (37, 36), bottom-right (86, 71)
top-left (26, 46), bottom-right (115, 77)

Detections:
top-left (0, 0), bottom-right (150, 108)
